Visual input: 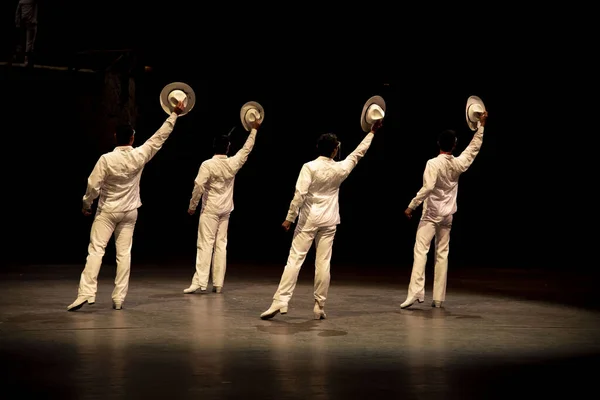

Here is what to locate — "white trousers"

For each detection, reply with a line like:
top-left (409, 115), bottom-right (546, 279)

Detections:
top-left (406, 215), bottom-right (452, 302)
top-left (190, 212), bottom-right (230, 289)
top-left (77, 209), bottom-right (138, 302)
top-left (273, 225), bottom-right (337, 307)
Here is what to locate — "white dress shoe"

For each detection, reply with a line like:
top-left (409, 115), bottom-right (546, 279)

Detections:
top-left (431, 300), bottom-right (444, 308)
top-left (212, 286), bottom-right (222, 294)
top-left (112, 302), bottom-right (122, 310)
top-left (67, 296), bottom-right (95, 311)
top-left (313, 301), bottom-right (326, 320)
top-left (260, 301), bottom-right (288, 320)
top-left (400, 297), bottom-right (424, 309)
top-left (183, 285), bottom-right (206, 294)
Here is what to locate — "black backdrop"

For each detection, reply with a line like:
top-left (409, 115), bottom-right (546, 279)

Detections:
top-left (1, 1), bottom-right (578, 272)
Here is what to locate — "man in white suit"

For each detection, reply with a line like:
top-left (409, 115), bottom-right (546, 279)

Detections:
top-left (401, 110), bottom-right (488, 309)
top-left (184, 107), bottom-right (262, 294)
top-left (68, 100), bottom-right (186, 311)
top-left (261, 119), bottom-right (382, 320)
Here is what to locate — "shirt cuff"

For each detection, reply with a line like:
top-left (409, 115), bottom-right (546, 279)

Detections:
top-left (285, 212), bottom-right (296, 222)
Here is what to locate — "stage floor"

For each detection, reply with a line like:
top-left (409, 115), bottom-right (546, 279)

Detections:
top-left (1, 263), bottom-right (599, 399)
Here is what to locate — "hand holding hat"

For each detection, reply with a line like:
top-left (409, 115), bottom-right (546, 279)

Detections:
top-left (160, 82), bottom-right (196, 116)
top-left (465, 95), bottom-right (487, 130)
top-left (240, 101), bottom-right (264, 131)
top-left (361, 95), bottom-right (386, 132)
top-left (173, 100), bottom-right (186, 115)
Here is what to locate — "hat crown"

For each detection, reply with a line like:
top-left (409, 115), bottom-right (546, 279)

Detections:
top-left (245, 108), bottom-right (261, 123)
top-left (168, 90), bottom-right (188, 107)
top-left (465, 95), bottom-right (485, 131)
top-left (366, 104), bottom-right (385, 123)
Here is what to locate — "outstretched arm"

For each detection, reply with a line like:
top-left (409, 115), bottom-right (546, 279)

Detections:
top-left (228, 128), bottom-right (258, 173)
top-left (82, 156), bottom-right (108, 213)
top-left (188, 163), bottom-right (210, 214)
top-left (135, 113), bottom-right (178, 165)
top-left (339, 120), bottom-right (381, 177)
top-left (455, 111), bottom-right (488, 173)
top-left (135, 100), bottom-right (186, 166)
top-left (405, 160), bottom-right (438, 219)
top-left (282, 164), bottom-right (312, 230)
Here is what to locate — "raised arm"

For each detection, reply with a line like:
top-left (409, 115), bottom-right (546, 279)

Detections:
top-left (135, 113), bottom-right (178, 165)
top-left (455, 111), bottom-right (488, 173)
top-left (454, 126), bottom-right (484, 173)
top-left (134, 100), bottom-right (185, 166)
top-left (188, 163), bottom-right (210, 214)
top-left (282, 164), bottom-right (312, 230)
top-left (229, 128), bottom-right (258, 174)
top-left (339, 120), bottom-right (381, 177)
top-left (405, 160), bottom-right (438, 219)
top-left (82, 155), bottom-right (108, 214)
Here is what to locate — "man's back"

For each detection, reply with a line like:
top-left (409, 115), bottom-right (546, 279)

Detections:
top-left (83, 113), bottom-right (178, 213)
top-left (190, 128), bottom-right (257, 216)
top-left (411, 125), bottom-right (484, 221)
top-left (95, 147), bottom-right (148, 212)
top-left (287, 132), bottom-right (374, 229)
top-left (198, 156), bottom-right (240, 215)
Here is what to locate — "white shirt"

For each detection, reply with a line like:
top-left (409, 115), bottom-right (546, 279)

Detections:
top-left (286, 132), bottom-right (374, 229)
top-left (189, 129), bottom-right (257, 215)
top-left (408, 125), bottom-right (484, 222)
top-left (82, 113), bottom-right (178, 212)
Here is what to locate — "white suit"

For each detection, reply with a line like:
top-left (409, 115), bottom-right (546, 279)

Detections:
top-left (76, 113), bottom-right (179, 304)
top-left (272, 132), bottom-right (374, 307)
top-left (405, 125), bottom-right (485, 304)
top-left (187, 129), bottom-right (257, 291)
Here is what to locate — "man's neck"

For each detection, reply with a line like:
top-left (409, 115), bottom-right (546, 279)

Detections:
top-left (439, 151), bottom-right (452, 155)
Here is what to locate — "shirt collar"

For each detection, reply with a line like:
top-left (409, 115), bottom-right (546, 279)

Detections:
top-left (114, 146), bottom-right (133, 152)
top-left (317, 156), bottom-right (333, 161)
top-left (213, 155), bottom-right (227, 159)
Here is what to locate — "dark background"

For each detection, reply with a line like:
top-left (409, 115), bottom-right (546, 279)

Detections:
top-left (1, 1), bottom-right (581, 272)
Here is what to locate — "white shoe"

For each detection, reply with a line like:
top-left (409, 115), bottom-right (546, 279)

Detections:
top-left (67, 296), bottom-right (95, 311)
top-left (260, 301), bottom-right (288, 320)
top-left (112, 302), bottom-right (122, 310)
top-left (431, 300), bottom-right (444, 308)
top-left (212, 286), bottom-right (222, 294)
top-left (313, 301), bottom-right (326, 320)
top-left (400, 297), bottom-right (424, 309)
top-left (183, 285), bottom-right (206, 294)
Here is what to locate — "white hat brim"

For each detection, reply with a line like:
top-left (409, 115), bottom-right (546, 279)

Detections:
top-left (240, 101), bottom-right (264, 131)
top-left (160, 82), bottom-right (196, 116)
top-left (361, 95), bottom-right (386, 132)
top-left (465, 95), bottom-right (486, 131)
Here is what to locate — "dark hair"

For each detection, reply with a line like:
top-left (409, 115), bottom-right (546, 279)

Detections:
top-left (317, 133), bottom-right (339, 157)
top-left (438, 130), bottom-right (457, 152)
top-left (115, 124), bottom-right (135, 145)
top-left (213, 135), bottom-right (230, 154)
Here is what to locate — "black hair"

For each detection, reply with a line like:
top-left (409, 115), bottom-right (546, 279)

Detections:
top-left (438, 130), bottom-right (457, 152)
top-left (317, 133), bottom-right (339, 157)
top-left (115, 124), bottom-right (135, 145)
top-left (213, 135), bottom-right (230, 154)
